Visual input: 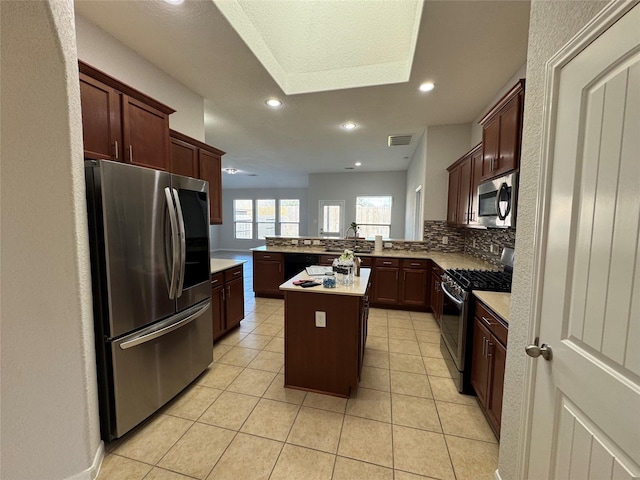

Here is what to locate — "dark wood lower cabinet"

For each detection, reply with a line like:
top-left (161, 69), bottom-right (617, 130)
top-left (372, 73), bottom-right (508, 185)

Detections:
top-left (212, 265), bottom-right (245, 342)
top-left (253, 252), bottom-right (284, 298)
top-left (470, 299), bottom-right (508, 439)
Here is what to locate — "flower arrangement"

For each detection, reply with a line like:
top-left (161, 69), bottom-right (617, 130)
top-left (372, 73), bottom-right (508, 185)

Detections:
top-left (339, 249), bottom-right (355, 261)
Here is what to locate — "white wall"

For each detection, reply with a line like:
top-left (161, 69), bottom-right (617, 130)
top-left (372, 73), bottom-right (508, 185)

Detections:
top-left (499, 1), bottom-right (609, 479)
top-left (215, 188), bottom-right (309, 251)
top-left (405, 131), bottom-right (427, 239)
top-left (423, 124), bottom-right (472, 221)
top-left (308, 171), bottom-right (407, 239)
top-left (470, 63), bottom-right (528, 145)
top-left (1, 1), bottom-right (102, 478)
top-left (75, 15), bottom-right (206, 141)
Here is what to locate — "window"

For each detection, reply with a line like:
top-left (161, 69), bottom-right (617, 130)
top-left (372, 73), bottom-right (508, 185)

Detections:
top-left (234, 198), bottom-right (300, 239)
top-left (356, 195), bottom-right (392, 238)
top-left (280, 199), bottom-right (300, 237)
top-left (256, 199), bottom-right (276, 239)
top-left (233, 199), bottom-right (253, 239)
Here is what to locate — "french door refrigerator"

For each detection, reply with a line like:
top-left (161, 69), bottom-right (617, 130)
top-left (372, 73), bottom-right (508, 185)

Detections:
top-left (85, 159), bottom-right (212, 440)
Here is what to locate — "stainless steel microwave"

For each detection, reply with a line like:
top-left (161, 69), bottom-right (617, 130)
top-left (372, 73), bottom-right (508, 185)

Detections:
top-left (477, 172), bottom-right (516, 228)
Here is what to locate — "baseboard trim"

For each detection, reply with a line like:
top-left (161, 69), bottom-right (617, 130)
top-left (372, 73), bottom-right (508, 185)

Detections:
top-left (66, 441), bottom-right (104, 480)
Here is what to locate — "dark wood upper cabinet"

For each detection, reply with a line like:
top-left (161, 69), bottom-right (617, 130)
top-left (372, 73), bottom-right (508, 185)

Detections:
top-left (79, 73), bottom-right (122, 161)
top-left (78, 61), bottom-right (175, 170)
top-left (479, 79), bottom-right (525, 181)
top-left (199, 149), bottom-right (223, 225)
top-left (170, 137), bottom-right (199, 178)
top-left (446, 143), bottom-right (482, 226)
top-left (122, 95), bottom-right (171, 171)
top-left (169, 130), bottom-right (224, 225)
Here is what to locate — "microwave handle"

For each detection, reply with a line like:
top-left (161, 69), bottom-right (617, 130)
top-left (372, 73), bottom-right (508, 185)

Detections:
top-left (496, 182), bottom-right (511, 221)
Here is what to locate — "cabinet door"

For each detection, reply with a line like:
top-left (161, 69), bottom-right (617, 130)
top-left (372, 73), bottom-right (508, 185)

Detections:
top-left (79, 73), bottom-right (122, 161)
top-left (470, 318), bottom-right (490, 406)
top-left (211, 284), bottom-right (225, 341)
top-left (447, 166), bottom-right (460, 224)
top-left (487, 337), bottom-right (506, 436)
top-left (481, 115), bottom-right (500, 180)
top-left (469, 147), bottom-right (484, 224)
top-left (495, 95), bottom-right (521, 175)
top-left (373, 267), bottom-right (399, 304)
top-left (457, 158), bottom-right (472, 225)
top-left (170, 137), bottom-right (199, 178)
top-left (199, 149), bottom-right (222, 224)
top-left (253, 260), bottom-right (284, 295)
top-left (400, 268), bottom-right (428, 306)
top-left (225, 277), bottom-right (244, 330)
top-left (122, 95), bottom-right (170, 171)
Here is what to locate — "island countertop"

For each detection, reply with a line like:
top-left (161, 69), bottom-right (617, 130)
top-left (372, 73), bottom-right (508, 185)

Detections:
top-left (279, 268), bottom-right (371, 297)
top-left (210, 258), bottom-right (246, 275)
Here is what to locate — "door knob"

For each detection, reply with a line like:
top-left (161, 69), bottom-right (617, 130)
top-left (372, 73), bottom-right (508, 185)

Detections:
top-left (525, 342), bottom-right (552, 361)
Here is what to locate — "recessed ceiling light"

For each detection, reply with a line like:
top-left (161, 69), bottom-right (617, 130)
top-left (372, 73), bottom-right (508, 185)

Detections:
top-left (342, 122), bottom-right (357, 130)
top-left (164, 0), bottom-right (184, 4)
top-left (265, 98), bottom-right (282, 108)
top-left (419, 82), bottom-right (435, 92)
top-left (355, 162), bottom-right (362, 166)
top-left (224, 168), bottom-right (238, 174)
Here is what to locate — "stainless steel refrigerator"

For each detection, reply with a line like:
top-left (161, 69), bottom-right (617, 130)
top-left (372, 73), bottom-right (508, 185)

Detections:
top-left (85, 159), bottom-right (213, 440)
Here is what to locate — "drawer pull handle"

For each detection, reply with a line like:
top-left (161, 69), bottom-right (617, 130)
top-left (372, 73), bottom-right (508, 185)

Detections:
top-left (263, 255), bottom-right (271, 259)
top-left (410, 263), bottom-right (420, 266)
top-left (482, 316), bottom-right (495, 327)
top-left (233, 271), bottom-right (241, 276)
top-left (212, 279), bottom-right (219, 284)
top-left (383, 261), bottom-right (392, 265)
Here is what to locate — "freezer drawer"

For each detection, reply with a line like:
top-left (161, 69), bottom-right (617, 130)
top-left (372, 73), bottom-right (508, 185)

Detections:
top-left (108, 300), bottom-right (212, 438)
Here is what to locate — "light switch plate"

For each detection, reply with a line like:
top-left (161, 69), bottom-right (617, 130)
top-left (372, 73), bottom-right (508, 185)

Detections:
top-left (384, 242), bottom-right (393, 248)
top-left (442, 236), bottom-right (448, 245)
top-left (303, 240), bottom-right (312, 245)
top-left (312, 240), bottom-right (321, 245)
top-left (291, 239), bottom-right (299, 245)
top-left (315, 311), bottom-right (326, 327)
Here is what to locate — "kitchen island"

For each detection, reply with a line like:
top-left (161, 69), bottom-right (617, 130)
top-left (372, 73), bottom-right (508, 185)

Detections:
top-left (279, 268), bottom-right (371, 397)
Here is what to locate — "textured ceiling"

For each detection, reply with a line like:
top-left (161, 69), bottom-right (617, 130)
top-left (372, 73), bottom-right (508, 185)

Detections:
top-left (73, 0), bottom-right (531, 189)
top-left (213, 0), bottom-right (424, 94)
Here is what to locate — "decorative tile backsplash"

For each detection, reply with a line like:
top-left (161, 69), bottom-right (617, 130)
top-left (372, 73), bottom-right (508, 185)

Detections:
top-left (265, 222), bottom-right (516, 268)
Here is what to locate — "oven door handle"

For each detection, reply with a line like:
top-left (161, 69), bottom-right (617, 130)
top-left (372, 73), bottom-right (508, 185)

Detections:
top-left (441, 282), bottom-right (464, 308)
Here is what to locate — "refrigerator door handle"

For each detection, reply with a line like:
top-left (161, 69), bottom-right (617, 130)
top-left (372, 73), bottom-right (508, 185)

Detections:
top-left (164, 187), bottom-right (180, 299)
top-left (119, 300), bottom-right (211, 350)
top-left (172, 188), bottom-right (186, 298)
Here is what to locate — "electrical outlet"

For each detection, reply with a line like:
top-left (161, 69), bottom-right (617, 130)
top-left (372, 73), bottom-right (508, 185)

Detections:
top-left (384, 242), bottom-right (393, 248)
top-left (291, 239), bottom-right (299, 245)
top-left (472, 239), bottom-right (477, 248)
top-left (490, 244), bottom-right (497, 254)
top-left (303, 240), bottom-right (311, 245)
top-left (315, 311), bottom-right (326, 328)
top-left (442, 236), bottom-right (448, 245)
top-left (312, 240), bottom-right (321, 245)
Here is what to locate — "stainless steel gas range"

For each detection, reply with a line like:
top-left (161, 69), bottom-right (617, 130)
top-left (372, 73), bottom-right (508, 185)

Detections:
top-left (440, 248), bottom-right (514, 394)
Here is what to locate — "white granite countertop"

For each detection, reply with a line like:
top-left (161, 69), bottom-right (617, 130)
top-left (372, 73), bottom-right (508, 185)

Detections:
top-left (251, 245), bottom-right (495, 271)
top-left (472, 291), bottom-right (511, 323)
top-left (210, 258), bottom-right (246, 275)
top-left (279, 268), bottom-right (371, 297)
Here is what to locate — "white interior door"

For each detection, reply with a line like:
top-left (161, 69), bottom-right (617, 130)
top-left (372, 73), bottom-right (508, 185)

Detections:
top-left (318, 200), bottom-right (344, 237)
top-left (526, 3), bottom-right (640, 479)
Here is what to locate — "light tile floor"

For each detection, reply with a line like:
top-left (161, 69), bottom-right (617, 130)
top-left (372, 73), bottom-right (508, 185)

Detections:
top-left (98, 298), bottom-right (499, 480)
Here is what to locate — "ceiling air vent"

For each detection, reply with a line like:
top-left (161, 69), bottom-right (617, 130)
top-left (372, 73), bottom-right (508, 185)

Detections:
top-left (388, 134), bottom-right (413, 147)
